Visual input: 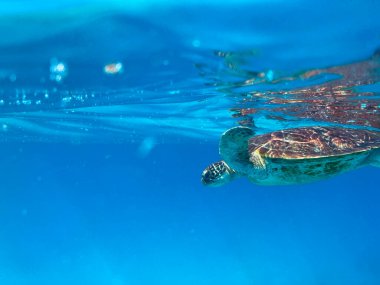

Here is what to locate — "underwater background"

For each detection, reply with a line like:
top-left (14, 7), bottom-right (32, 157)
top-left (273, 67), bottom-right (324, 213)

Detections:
top-left (0, 0), bottom-right (380, 284)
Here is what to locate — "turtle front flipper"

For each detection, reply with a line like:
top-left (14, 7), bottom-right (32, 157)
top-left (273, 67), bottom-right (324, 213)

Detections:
top-left (219, 126), bottom-right (255, 175)
top-left (201, 161), bottom-right (237, 187)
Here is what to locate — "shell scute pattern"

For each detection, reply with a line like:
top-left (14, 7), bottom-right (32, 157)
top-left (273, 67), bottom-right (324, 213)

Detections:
top-left (248, 127), bottom-right (380, 160)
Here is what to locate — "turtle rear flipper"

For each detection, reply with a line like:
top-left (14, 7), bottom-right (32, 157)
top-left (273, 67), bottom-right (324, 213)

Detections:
top-left (219, 126), bottom-right (255, 175)
top-left (373, 47), bottom-right (380, 59)
top-left (369, 149), bottom-right (380, 168)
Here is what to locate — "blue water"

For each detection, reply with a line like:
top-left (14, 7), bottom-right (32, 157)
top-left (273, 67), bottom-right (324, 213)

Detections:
top-left (1, 1), bottom-right (380, 284)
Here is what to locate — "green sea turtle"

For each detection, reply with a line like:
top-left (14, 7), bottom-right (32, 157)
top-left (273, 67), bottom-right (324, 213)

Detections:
top-left (201, 126), bottom-right (380, 186)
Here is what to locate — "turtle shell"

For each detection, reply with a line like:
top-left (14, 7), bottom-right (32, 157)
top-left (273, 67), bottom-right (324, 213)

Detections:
top-left (248, 126), bottom-right (380, 160)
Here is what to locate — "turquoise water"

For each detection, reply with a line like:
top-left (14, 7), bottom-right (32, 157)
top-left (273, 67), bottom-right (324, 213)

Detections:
top-left (0, 1), bottom-right (380, 284)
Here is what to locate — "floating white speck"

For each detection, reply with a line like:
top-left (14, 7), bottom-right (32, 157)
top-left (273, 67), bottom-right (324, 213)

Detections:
top-left (55, 63), bottom-right (65, 72)
top-left (50, 58), bottom-right (67, 82)
top-left (61, 97), bottom-right (72, 105)
top-left (104, 62), bottom-right (123, 75)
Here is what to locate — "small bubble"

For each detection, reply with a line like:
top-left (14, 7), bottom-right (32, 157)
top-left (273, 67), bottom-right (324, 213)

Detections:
top-left (192, 39), bottom-right (201, 48)
top-left (62, 97), bottom-right (72, 104)
top-left (55, 63), bottom-right (65, 72)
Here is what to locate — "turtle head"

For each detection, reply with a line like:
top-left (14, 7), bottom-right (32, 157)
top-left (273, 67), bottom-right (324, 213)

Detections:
top-left (201, 160), bottom-right (236, 187)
